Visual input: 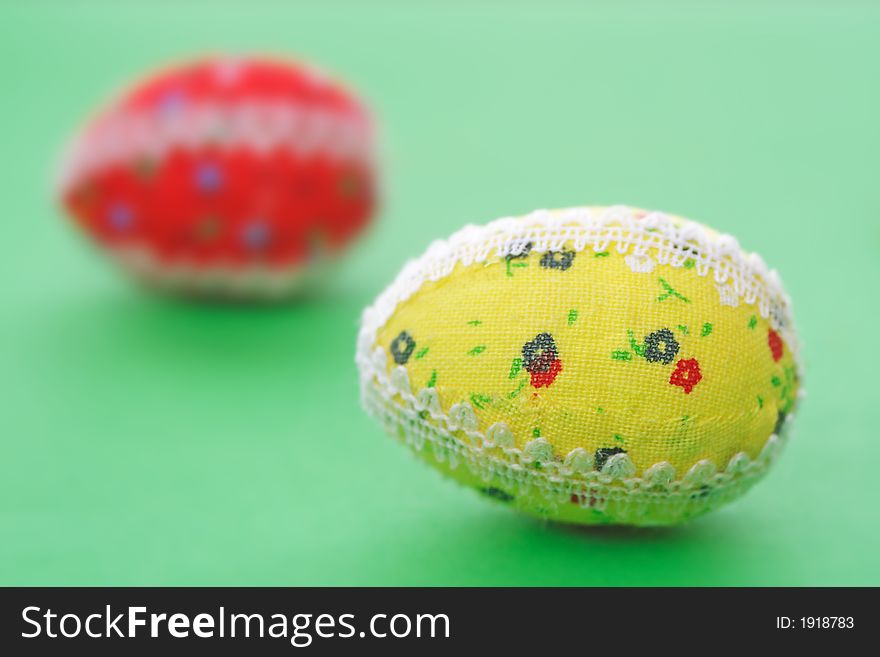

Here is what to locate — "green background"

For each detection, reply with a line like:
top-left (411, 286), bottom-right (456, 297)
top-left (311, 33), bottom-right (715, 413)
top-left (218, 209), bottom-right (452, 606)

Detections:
top-left (2, 0), bottom-right (878, 586)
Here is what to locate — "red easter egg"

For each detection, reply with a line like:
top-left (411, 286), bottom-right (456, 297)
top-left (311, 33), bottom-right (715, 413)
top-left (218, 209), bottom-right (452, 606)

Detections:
top-left (57, 56), bottom-right (377, 298)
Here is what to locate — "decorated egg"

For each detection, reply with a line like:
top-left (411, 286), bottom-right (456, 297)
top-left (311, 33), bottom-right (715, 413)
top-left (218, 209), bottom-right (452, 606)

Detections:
top-left (357, 206), bottom-right (802, 526)
top-left (58, 56), bottom-right (376, 298)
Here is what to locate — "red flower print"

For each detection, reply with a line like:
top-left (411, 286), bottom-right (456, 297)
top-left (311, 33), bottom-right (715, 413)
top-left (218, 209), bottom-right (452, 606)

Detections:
top-left (768, 329), bottom-right (783, 362)
top-left (530, 357), bottom-right (562, 388)
top-left (669, 358), bottom-right (702, 394)
top-left (522, 332), bottom-right (562, 389)
top-left (570, 492), bottom-right (604, 508)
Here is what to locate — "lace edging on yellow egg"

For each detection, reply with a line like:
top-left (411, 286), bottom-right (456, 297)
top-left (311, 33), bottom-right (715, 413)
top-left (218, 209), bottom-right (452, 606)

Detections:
top-left (357, 206), bottom-right (803, 526)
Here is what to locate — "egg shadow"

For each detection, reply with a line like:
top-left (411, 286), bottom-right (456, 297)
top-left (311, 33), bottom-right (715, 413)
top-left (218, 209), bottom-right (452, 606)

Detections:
top-left (548, 518), bottom-right (704, 541)
top-left (33, 276), bottom-right (369, 374)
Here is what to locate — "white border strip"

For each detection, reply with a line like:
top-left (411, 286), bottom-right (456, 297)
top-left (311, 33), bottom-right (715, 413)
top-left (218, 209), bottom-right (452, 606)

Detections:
top-left (57, 101), bottom-right (373, 195)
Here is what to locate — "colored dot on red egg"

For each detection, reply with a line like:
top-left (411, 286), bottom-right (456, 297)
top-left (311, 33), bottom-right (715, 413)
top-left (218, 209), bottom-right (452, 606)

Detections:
top-left (156, 89), bottom-right (186, 116)
top-left (338, 172), bottom-right (360, 198)
top-left (242, 221), bottom-right (271, 249)
top-left (133, 156), bottom-right (158, 180)
top-left (194, 163), bottom-right (223, 193)
top-left (107, 204), bottom-right (135, 231)
top-left (194, 216), bottom-right (221, 241)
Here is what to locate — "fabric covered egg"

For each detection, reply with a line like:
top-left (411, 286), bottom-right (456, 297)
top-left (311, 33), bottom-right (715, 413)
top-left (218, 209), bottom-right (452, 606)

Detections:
top-left (357, 206), bottom-right (802, 526)
top-left (58, 56), bottom-right (376, 298)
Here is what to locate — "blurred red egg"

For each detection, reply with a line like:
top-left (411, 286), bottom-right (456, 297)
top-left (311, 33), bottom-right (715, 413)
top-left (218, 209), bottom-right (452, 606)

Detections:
top-left (57, 55), bottom-right (377, 298)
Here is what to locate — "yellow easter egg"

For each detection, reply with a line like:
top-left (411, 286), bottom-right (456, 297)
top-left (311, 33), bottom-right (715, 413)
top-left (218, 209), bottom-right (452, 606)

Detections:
top-left (357, 206), bottom-right (802, 525)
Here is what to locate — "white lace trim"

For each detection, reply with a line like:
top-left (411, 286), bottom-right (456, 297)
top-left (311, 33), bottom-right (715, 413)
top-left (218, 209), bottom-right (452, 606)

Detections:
top-left (106, 245), bottom-right (331, 298)
top-left (357, 205), bottom-right (801, 369)
top-left (360, 345), bottom-right (797, 503)
top-left (57, 101), bottom-right (373, 195)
